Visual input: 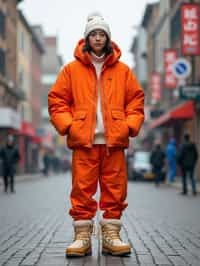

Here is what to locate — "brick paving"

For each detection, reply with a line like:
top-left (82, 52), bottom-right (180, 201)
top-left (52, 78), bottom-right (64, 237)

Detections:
top-left (0, 173), bottom-right (200, 265)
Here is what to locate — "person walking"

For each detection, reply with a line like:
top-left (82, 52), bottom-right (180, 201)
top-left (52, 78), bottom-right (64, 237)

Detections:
top-left (48, 13), bottom-right (144, 257)
top-left (0, 135), bottom-right (20, 193)
top-left (177, 133), bottom-right (198, 195)
top-left (43, 151), bottom-right (50, 176)
top-left (165, 138), bottom-right (177, 183)
top-left (150, 143), bottom-right (166, 186)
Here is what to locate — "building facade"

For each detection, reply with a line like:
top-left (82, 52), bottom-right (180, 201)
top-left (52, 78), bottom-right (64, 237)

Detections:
top-left (0, 0), bottom-right (23, 145)
top-left (31, 26), bottom-right (44, 130)
top-left (41, 36), bottom-right (63, 147)
top-left (17, 10), bottom-right (32, 123)
top-left (130, 27), bottom-right (148, 90)
top-left (41, 36), bottom-right (69, 163)
top-left (17, 11), bottom-right (45, 173)
top-left (141, 2), bottom-right (160, 106)
top-left (133, 0), bottom-right (200, 177)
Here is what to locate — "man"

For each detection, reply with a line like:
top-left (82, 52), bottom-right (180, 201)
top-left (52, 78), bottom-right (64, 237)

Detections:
top-left (43, 151), bottom-right (50, 176)
top-left (177, 133), bottom-right (198, 195)
top-left (150, 143), bottom-right (166, 186)
top-left (48, 13), bottom-right (144, 257)
top-left (0, 135), bottom-right (20, 193)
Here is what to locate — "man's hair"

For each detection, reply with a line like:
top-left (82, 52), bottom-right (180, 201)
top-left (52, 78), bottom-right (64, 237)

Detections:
top-left (184, 133), bottom-right (190, 142)
top-left (82, 35), bottom-right (113, 55)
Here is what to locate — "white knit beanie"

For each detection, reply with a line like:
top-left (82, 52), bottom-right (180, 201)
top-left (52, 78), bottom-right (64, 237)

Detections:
top-left (84, 12), bottom-right (111, 39)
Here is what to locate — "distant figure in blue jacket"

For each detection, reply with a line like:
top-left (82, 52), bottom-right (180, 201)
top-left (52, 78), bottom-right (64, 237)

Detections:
top-left (166, 138), bottom-right (177, 183)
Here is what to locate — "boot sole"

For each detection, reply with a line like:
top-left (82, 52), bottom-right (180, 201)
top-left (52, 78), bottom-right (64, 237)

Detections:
top-left (66, 249), bottom-right (92, 258)
top-left (102, 248), bottom-right (131, 256)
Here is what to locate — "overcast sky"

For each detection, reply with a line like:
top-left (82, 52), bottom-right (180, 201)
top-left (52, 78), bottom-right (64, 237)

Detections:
top-left (19, 0), bottom-right (157, 67)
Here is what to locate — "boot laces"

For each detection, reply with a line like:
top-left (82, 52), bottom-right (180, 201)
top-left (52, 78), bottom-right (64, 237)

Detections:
top-left (74, 225), bottom-right (93, 241)
top-left (75, 231), bottom-right (90, 241)
top-left (103, 226), bottom-right (121, 241)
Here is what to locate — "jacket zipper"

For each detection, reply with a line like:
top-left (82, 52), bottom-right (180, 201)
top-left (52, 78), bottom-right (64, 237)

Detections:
top-left (100, 69), bottom-right (110, 156)
top-left (89, 66), bottom-right (98, 147)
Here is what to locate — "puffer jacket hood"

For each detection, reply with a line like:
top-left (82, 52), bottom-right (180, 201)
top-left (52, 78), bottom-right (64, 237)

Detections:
top-left (74, 38), bottom-right (121, 66)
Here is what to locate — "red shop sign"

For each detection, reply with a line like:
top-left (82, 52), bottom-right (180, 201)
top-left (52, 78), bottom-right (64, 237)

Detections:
top-left (181, 4), bottom-right (200, 56)
top-left (151, 72), bottom-right (161, 102)
top-left (164, 49), bottom-right (177, 89)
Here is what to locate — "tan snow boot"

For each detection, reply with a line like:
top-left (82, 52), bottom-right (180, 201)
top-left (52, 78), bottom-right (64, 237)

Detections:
top-left (100, 219), bottom-right (131, 256)
top-left (65, 220), bottom-right (93, 257)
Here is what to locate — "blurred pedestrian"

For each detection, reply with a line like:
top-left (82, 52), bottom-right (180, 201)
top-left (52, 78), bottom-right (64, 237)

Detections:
top-left (165, 138), bottom-right (177, 183)
top-left (48, 13), bottom-right (144, 257)
top-left (150, 143), bottom-right (166, 186)
top-left (177, 133), bottom-right (198, 195)
top-left (43, 151), bottom-right (50, 176)
top-left (0, 135), bottom-right (20, 193)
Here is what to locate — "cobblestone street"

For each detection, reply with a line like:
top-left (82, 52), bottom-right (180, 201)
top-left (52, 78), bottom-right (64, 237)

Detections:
top-left (0, 173), bottom-right (200, 266)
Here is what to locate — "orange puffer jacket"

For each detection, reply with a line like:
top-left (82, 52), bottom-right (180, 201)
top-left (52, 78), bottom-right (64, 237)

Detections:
top-left (48, 39), bottom-right (144, 149)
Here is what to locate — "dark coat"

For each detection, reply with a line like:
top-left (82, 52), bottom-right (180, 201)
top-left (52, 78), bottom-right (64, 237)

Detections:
top-left (150, 148), bottom-right (165, 169)
top-left (0, 145), bottom-right (20, 175)
top-left (177, 142), bottom-right (198, 170)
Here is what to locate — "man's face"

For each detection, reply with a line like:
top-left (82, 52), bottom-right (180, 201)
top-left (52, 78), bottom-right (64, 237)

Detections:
top-left (88, 30), bottom-right (107, 56)
top-left (7, 135), bottom-right (14, 146)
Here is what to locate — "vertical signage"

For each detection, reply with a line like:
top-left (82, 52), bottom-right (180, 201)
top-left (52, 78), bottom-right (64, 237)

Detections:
top-left (164, 49), bottom-right (177, 89)
top-left (181, 4), bottom-right (200, 55)
top-left (151, 72), bottom-right (161, 102)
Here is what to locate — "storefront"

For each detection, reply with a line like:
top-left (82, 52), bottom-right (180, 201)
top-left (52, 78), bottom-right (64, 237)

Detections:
top-left (19, 121), bottom-right (42, 173)
top-left (149, 100), bottom-right (195, 146)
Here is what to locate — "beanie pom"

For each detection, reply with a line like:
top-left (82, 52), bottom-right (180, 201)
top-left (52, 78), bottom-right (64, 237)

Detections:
top-left (87, 12), bottom-right (103, 22)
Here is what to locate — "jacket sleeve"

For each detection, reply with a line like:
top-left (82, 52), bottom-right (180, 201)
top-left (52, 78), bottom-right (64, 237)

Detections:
top-left (193, 144), bottom-right (199, 162)
top-left (48, 65), bottom-right (73, 136)
top-left (125, 69), bottom-right (145, 137)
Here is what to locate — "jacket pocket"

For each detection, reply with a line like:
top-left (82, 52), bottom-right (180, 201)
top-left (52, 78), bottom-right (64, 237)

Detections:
top-left (112, 110), bottom-right (125, 120)
top-left (69, 110), bottom-right (87, 141)
top-left (72, 111), bottom-right (87, 121)
top-left (111, 110), bottom-right (129, 140)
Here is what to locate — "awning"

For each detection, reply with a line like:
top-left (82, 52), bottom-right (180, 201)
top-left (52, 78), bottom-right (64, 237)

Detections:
top-left (20, 121), bottom-right (36, 137)
top-left (149, 100), bottom-right (195, 129)
top-left (31, 135), bottom-right (42, 144)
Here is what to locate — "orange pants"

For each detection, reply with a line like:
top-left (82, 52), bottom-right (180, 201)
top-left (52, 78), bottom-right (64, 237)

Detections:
top-left (69, 145), bottom-right (128, 220)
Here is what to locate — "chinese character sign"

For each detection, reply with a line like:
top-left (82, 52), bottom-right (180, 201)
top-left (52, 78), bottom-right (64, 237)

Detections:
top-left (164, 49), bottom-right (177, 89)
top-left (151, 72), bottom-right (161, 102)
top-left (181, 4), bottom-right (200, 56)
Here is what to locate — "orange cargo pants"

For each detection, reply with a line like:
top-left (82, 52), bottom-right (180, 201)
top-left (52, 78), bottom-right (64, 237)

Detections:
top-left (69, 145), bottom-right (128, 220)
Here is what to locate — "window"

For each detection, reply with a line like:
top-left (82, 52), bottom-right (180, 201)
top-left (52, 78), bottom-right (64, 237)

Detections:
top-left (171, 8), bottom-right (181, 43)
top-left (0, 48), bottom-right (6, 75)
top-left (0, 10), bottom-right (5, 39)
